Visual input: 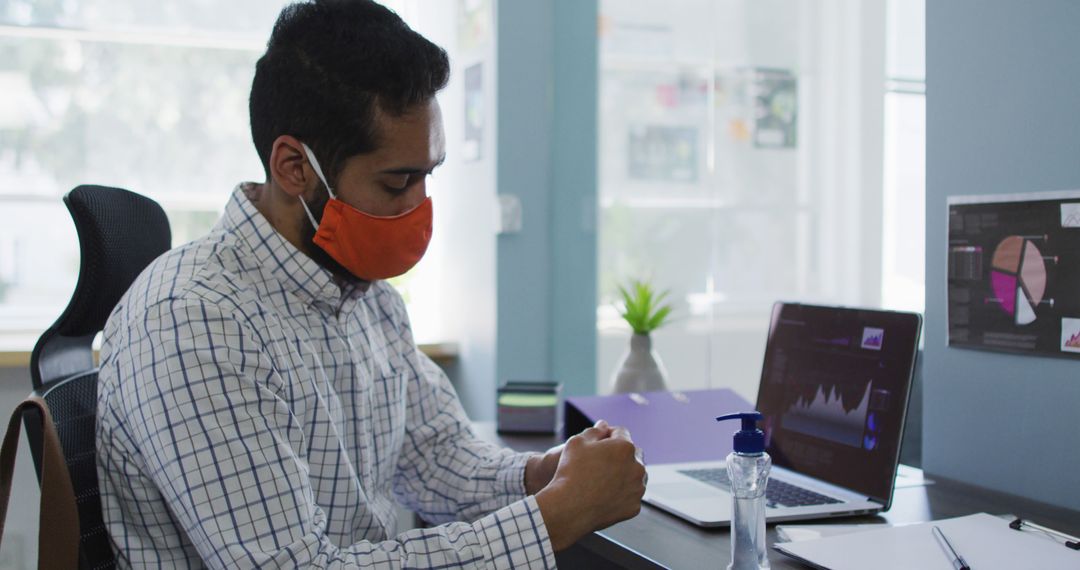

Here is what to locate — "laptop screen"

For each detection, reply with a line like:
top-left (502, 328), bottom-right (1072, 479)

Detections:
top-left (756, 303), bottom-right (922, 504)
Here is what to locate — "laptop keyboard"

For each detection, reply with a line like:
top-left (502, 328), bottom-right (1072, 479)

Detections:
top-left (678, 468), bottom-right (844, 508)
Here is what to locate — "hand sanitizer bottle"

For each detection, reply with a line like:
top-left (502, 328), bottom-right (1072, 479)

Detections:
top-left (716, 412), bottom-right (771, 570)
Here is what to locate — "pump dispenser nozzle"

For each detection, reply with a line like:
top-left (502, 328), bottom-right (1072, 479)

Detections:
top-left (716, 412), bottom-right (765, 454)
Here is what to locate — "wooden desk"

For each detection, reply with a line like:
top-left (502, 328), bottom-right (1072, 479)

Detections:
top-left (475, 423), bottom-right (1080, 569)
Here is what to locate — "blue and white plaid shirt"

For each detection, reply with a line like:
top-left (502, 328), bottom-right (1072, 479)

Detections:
top-left (96, 184), bottom-right (556, 569)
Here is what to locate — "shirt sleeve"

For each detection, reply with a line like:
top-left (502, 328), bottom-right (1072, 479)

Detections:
top-left (391, 352), bottom-right (539, 522)
top-left (386, 289), bottom-right (557, 562)
top-left (111, 297), bottom-right (555, 569)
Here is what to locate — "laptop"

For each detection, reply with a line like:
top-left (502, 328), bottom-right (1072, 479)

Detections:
top-left (643, 302), bottom-right (923, 527)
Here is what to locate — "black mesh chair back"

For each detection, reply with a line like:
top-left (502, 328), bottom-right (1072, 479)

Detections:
top-left (27, 185), bottom-right (171, 570)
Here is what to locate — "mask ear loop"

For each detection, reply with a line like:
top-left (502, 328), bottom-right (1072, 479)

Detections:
top-left (299, 142), bottom-right (336, 229)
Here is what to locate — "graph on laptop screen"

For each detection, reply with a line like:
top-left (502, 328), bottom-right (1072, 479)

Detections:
top-left (756, 304), bottom-right (921, 502)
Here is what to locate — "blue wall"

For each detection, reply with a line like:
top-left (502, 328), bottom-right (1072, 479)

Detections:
top-left (496, 0), bottom-right (598, 397)
top-left (925, 0), bottom-right (1080, 510)
top-left (549, 0), bottom-right (599, 398)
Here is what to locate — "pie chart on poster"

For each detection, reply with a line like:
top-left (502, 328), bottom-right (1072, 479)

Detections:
top-left (989, 236), bottom-right (1046, 325)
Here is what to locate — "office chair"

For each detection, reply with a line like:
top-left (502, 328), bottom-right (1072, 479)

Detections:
top-left (27, 185), bottom-right (171, 570)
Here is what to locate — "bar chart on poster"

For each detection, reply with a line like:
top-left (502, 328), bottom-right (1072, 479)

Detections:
top-left (947, 191), bottom-right (1080, 359)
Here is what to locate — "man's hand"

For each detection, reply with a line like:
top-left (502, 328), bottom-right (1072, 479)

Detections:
top-left (524, 421), bottom-right (615, 495)
top-left (534, 420), bottom-right (646, 551)
top-left (524, 445), bottom-right (565, 496)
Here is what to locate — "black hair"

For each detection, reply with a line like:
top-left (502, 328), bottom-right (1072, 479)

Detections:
top-left (249, 0), bottom-right (450, 187)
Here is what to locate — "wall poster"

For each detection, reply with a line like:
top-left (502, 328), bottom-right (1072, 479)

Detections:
top-left (626, 125), bottom-right (698, 183)
top-left (947, 190), bottom-right (1080, 358)
top-left (463, 62), bottom-right (483, 162)
top-left (752, 67), bottom-right (797, 149)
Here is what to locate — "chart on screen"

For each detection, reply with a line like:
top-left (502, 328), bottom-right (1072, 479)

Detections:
top-left (782, 380), bottom-right (871, 448)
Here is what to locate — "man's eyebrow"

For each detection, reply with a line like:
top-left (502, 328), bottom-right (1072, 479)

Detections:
top-left (379, 155), bottom-right (446, 175)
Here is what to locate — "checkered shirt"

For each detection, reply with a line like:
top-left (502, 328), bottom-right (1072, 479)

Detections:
top-left (95, 184), bottom-right (556, 569)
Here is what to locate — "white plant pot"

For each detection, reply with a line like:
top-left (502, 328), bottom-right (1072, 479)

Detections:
top-left (611, 333), bottom-right (669, 394)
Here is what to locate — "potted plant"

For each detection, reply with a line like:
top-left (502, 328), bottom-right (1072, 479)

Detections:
top-left (610, 280), bottom-right (673, 394)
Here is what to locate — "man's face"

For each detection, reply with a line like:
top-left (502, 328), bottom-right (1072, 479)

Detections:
top-left (297, 98), bottom-right (445, 281)
top-left (331, 98), bottom-right (446, 217)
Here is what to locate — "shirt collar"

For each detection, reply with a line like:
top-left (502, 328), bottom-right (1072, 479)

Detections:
top-left (221, 183), bottom-right (364, 308)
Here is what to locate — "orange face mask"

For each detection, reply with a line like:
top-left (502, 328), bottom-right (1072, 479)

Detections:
top-left (300, 143), bottom-right (433, 281)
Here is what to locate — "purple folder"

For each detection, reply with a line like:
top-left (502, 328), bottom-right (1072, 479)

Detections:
top-left (563, 388), bottom-right (753, 465)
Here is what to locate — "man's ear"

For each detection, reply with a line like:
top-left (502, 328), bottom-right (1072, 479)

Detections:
top-left (269, 135), bottom-right (319, 198)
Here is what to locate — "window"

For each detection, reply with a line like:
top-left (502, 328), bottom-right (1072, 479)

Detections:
top-left (596, 0), bottom-right (922, 400)
top-left (0, 1), bottom-right (282, 350)
top-left (0, 0), bottom-right (447, 351)
top-left (881, 0), bottom-right (926, 313)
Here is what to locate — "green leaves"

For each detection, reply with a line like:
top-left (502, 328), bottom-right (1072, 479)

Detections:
top-left (617, 280), bottom-right (673, 335)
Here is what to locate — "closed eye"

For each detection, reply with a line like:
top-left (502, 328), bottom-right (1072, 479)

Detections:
top-left (382, 175), bottom-right (410, 193)
top-left (384, 170), bottom-right (435, 194)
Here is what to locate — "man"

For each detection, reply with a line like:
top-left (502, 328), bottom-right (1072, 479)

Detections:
top-left (95, 0), bottom-right (645, 568)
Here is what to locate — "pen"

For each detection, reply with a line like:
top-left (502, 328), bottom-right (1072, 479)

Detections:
top-left (933, 526), bottom-right (971, 570)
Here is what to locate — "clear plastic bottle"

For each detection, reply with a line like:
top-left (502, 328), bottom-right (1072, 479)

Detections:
top-left (717, 412), bottom-right (771, 570)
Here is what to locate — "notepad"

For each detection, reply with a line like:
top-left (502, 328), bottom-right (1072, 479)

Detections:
top-left (775, 522), bottom-right (909, 543)
top-left (774, 513), bottom-right (1079, 570)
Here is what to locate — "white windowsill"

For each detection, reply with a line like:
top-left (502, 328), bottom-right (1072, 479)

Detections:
top-left (0, 342), bottom-right (459, 369)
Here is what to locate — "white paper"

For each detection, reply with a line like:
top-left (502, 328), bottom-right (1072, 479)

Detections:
top-left (775, 523), bottom-right (899, 543)
top-left (774, 513), bottom-right (1079, 570)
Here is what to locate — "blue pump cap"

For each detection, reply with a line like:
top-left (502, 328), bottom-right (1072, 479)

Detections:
top-left (716, 412), bottom-right (765, 454)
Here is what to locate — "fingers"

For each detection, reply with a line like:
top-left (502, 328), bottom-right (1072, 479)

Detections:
top-left (605, 425), bottom-right (643, 465)
top-left (577, 425), bottom-right (610, 442)
top-left (573, 423), bottom-right (644, 471)
top-left (556, 425), bottom-right (648, 530)
top-left (579, 419), bottom-right (615, 442)
top-left (610, 425), bottom-right (632, 442)
top-left (624, 463), bottom-right (648, 520)
top-left (584, 420), bottom-right (634, 442)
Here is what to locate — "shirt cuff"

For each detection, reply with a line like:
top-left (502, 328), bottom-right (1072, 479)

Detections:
top-left (474, 495), bottom-right (557, 569)
top-left (496, 451), bottom-right (539, 500)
